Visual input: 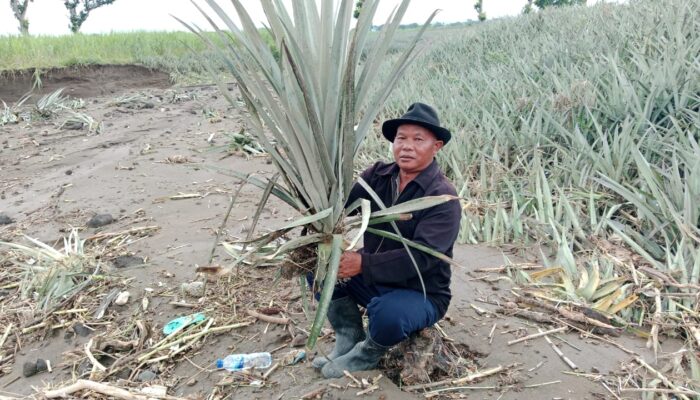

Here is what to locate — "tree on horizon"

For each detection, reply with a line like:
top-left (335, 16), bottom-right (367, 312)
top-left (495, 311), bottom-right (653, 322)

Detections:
top-left (474, 0), bottom-right (486, 21)
top-left (9, 0), bottom-right (33, 35)
top-left (534, 0), bottom-right (587, 9)
top-left (64, 0), bottom-right (116, 33)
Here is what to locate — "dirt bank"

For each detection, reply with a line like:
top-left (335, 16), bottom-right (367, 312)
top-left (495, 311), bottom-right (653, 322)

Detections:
top-left (0, 64), bottom-right (171, 102)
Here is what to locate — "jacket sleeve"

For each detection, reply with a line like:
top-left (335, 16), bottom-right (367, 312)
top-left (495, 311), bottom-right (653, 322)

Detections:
top-left (360, 198), bottom-right (461, 285)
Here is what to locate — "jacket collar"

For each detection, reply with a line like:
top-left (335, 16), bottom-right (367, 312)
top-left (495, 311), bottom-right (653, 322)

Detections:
top-left (374, 159), bottom-right (440, 191)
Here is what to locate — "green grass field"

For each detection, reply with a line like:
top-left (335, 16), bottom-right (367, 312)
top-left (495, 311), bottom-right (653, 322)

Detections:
top-left (0, 31), bottom-right (209, 73)
top-left (0, 26), bottom-right (458, 79)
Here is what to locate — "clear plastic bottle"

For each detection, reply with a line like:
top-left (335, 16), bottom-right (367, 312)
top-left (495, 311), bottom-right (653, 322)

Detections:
top-left (216, 352), bottom-right (272, 371)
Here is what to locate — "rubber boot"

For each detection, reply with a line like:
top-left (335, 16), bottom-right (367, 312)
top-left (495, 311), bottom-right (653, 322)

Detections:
top-left (312, 296), bottom-right (366, 369)
top-left (321, 336), bottom-right (389, 379)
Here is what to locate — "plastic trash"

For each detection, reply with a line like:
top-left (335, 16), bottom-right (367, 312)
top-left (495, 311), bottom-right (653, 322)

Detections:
top-left (216, 352), bottom-right (272, 371)
top-left (281, 349), bottom-right (306, 366)
top-left (162, 313), bottom-right (206, 335)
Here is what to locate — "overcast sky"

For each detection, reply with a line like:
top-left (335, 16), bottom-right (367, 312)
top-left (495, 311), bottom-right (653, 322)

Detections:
top-left (0, 0), bottom-right (621, 36)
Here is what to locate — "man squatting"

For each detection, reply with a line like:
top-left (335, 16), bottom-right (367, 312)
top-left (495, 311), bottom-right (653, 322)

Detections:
top-left (312, 102), bottom-right (462, 378)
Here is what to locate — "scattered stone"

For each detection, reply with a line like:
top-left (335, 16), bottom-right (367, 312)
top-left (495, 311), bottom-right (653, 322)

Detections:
top-left (73, 323), bottom-right (92, 337)
top-left (181, 281), bottom-right (205, 297)
top-left (0, 213), bottom-right (14, 225)
top-left (186, 378), bottom-right (197, 386)
top-left (137, 370), bottom-right (158, 382)
top-left (114, 291), bottom-right (131, 305)
top-left (22, 359), bottom-right (49, 377)
top-left (62, 121), bottom-right (85, 130)
top-left (115, 368), bottom-right (132, 380)
top-left (65, 169), bottom-right (73, 175)
top-left (22, 361), bottom-right (37, 377)
top-left (35, 359), bottom-right (49, 373)
top-left (87, 213), bottom-right (114, 228)
top-left (291, 333), bottom-right (308, 348)
top-left (113, 255), bottom-right (144, 269)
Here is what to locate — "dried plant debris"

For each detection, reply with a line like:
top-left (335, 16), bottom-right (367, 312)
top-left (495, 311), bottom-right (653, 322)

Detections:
top-left (490, 276), bottom-right (700, 399)
top-left (0, 229), bottom-right (130, 379)
top-left (1, 88), bottom-right (87, 126)
top-left (1, 229), bottom-right (102, 312)
top-left (226, 130), bottom-right (264, 156)
top-left (109, 93), bottom-right (155, 110)
top-left (162, 155), bottom-right (192, 164)
top-left (161, 89), bottom-right (196, 104)
top-left (60, 111), bottom-right (103, 134)
top-left (382, 327), bottom-right (481, 387)
top-left (1, 94), bottom-right (31, 126)
top-left (34, 88), bottom-right (69, 118)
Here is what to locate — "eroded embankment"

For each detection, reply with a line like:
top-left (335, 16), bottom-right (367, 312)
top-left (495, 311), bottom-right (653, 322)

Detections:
top-left (0, 64), bottom-right (171, 102)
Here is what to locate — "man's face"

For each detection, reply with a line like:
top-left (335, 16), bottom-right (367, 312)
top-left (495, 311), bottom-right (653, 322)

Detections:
top-left (392, 124), bottom-right (444, 174)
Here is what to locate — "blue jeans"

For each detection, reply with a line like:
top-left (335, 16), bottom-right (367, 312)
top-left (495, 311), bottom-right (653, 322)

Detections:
top-left (324, 275), bottom-right (440, 347)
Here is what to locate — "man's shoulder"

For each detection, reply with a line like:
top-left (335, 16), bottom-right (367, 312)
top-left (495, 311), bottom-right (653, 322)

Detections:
top-left (424, 172), bottom-right (461, 220)
top-left (425, 168), bottom-right (458, 197)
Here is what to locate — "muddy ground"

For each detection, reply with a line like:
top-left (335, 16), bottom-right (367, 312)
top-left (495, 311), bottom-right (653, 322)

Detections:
top-left (0, 66), bottom-right (674, 399)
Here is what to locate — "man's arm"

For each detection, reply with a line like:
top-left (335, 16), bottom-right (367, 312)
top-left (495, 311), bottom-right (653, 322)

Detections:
top-left (359, 199), bottom-right (461, 285)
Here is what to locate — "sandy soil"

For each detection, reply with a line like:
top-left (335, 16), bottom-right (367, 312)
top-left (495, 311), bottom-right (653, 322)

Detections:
top-left (0, 66), bottom-right (672, 399)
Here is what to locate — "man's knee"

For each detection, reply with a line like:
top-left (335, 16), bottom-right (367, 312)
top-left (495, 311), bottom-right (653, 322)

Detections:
top-left (366, 296), bottom-right (413, 346)
top-left (366, 290), bottom-right (440, 346)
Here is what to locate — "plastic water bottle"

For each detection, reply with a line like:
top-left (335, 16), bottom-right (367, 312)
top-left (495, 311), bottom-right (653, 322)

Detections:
top-left (216, 352), bottom-right (272, 371)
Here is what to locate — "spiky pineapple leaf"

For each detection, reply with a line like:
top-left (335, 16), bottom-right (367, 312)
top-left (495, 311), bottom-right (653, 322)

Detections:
top-left (608, 293), bottom-right (639, 314)
top-left (370, 195), bottom-right (458, 218)
top-left (576, 263), bottom-right (600, 300)
top-left (529, 267), bottom-right (564, 281)
top-left (307, 235), bottom-right (343, 349)
top-left (346, 199), bottom-right (371, 250)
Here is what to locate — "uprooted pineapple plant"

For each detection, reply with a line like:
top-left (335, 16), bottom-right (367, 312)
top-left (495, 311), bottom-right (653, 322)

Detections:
top-left (182, 0), bottom-right (461, 349)
top-left (2, 229), bottom-right (100, 313)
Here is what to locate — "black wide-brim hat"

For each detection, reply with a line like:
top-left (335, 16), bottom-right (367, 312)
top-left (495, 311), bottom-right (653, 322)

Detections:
top-left (381, 102), bottom-right (452, 144)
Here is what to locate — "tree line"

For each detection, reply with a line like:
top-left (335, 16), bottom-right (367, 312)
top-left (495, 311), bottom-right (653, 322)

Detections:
top-left (356, 0), bottom-right (589, 25)
top-left (475, 0), bottom-right (587, 21)
top-left (9, 0), bottom-right (115, 35)
top-left (8, 0), bottom-right (588, 36)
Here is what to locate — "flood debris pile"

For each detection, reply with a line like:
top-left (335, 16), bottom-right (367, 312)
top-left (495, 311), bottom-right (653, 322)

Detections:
top-left (0, 230), bottom-right (124, 379)
top-left (0, 225), bottom-right (161, 392)
top-left (472, 260), bottom-right (700, 399)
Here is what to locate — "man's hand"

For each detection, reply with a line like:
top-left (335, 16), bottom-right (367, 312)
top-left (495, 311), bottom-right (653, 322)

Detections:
top-left (338, 251), bottom-right (362, 279)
